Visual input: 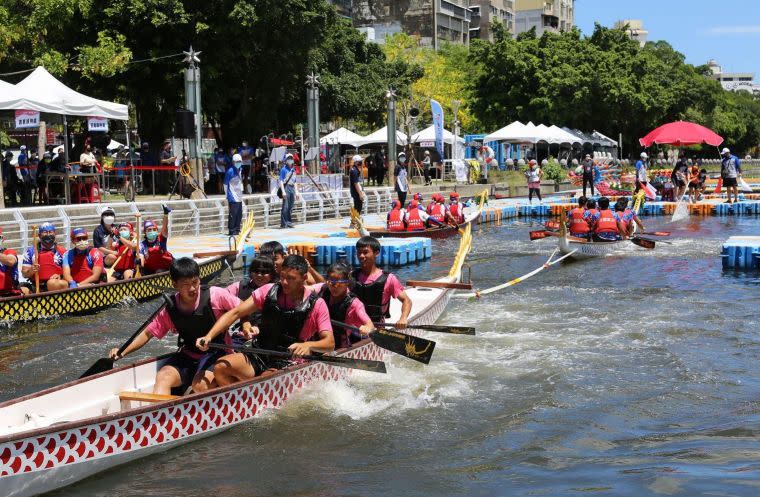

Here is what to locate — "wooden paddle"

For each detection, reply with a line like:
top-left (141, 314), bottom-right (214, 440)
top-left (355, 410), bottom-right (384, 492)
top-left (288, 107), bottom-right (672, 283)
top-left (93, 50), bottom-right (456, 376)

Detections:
top-left (641, 231), bottom-right (671, 236)
top-left (203, 342), bottom-right (387, 373)
top-left (31, 225), bottom-right (39, 293)
top-left (331, 319), bottom-right (436, 365)
top-left (630, 236), bottom-right (655, 249)
top-left (79, 298), bottom-right (169, 378)
top-left (406, 280), bottom-right (473, 290)
top-left (374, 322), bottom-right (476, 336)
top-left (192, 250), bottom-right (238, 258)
top-left (104, 248), bottom-right (126, 281)
top-left (134, 213), bottom-right (142, 278)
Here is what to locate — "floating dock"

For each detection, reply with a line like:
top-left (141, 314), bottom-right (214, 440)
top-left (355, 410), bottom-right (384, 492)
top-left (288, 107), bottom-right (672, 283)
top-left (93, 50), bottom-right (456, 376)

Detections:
top-left (721, 236), bottom-right (760, 270)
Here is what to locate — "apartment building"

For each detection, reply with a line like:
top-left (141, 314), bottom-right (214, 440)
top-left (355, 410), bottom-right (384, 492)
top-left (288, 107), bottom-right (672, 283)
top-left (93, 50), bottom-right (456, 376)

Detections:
top-left (708, 59), bottom-right (760, 94)
top-left (614, 19), bottom-right (648, 48)
top-left (514, 0), bottom-right (574, 36)
top-left (469, 0), bottom-right (515, 41)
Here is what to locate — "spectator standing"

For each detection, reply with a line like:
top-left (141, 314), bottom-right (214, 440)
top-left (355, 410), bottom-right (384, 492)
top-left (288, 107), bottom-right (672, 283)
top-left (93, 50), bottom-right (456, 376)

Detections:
top-left (374, 149), bottom-right (386, 185)
top-left (394, 152), bottom-right (409, 206)
top-left (581, 154), bottom-right (595, 197)
top-left (721, 147), bottom-right (742, 205)
top-left (422, 150), bottom-right (432, 185)
top-left (225, 153), bottom-right (244, 236)
top-left (350, 154), bottom-right (366, 217)
top-left (2, 151), bottom-right (19, 206)
top-left (278, 153), bottom-right (296, 228)
top-left (634, 152), bottom-right (649, 194)
top-left (79, 143), bottom-right (97, 173)
top-left (238, 141), bottom-right (254, 194)
top-left (525, 159), bottom-right (543, 204)
top-left (213, 147), bottom-right (227, 194)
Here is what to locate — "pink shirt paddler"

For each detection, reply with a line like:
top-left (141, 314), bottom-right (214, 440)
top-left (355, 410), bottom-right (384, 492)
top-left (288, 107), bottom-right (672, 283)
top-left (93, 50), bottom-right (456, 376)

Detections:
top-left (354, 269), bottom-right (404, 320)
top-left (147, 286), bottom-right (241, 358)
top-left (311, 283), bottom-right (371, 348)
top-left (251, 283), bottom-right (332, 342)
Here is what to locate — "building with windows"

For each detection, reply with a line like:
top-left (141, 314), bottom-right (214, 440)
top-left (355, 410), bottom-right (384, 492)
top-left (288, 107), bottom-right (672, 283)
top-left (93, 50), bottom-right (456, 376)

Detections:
top-left (514, 0), bottom-right (574, 36)
top-left (614, 19), bottom-right (648, 47)
top-left (352, 0), bottom-right (472, 47)
top-left (469, 0), bottom-right (515, 41)
top-left (327, 0), bottom-right (353, 18)
top-left (707, 59), bottom-right (760, 94)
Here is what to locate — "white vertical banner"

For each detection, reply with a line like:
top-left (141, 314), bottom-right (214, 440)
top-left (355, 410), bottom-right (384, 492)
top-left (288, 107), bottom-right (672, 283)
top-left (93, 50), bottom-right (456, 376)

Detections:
top-left (15, 110), bottom-right (40, 129)
top-left (87, 116), bottom-right (108, 132)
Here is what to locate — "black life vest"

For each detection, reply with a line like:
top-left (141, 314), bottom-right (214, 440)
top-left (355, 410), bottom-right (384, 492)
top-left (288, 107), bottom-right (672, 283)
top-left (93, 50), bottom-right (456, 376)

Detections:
top-left (237, 275), bottom-right (262, 326)
top-left (318, 285), bottom-right (355, 347)
top-left (258, 283), bottom-right (318, 350)
top-left (351, 269), bottom-right (390, 322)
top-left (166, 286), bottom-right (219, 355)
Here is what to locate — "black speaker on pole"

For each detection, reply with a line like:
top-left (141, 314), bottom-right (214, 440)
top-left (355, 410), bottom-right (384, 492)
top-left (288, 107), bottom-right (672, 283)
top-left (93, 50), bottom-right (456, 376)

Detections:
top-left (175, 108), bottom-right (194, 138)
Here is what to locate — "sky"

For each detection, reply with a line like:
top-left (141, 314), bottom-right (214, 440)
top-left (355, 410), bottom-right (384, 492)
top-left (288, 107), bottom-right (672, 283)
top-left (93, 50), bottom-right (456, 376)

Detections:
top-left (575, 0), bottom-right (760, 78)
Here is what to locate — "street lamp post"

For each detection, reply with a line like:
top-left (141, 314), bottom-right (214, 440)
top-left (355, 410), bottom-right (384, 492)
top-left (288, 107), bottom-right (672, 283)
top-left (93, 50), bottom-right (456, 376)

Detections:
top-left (451, 99), bottom-right (462, 160)
top-left (386, 87), bottom-right (397, 185)
top-left (183, 46), bottom-right (203, 188)
top-left (306, 72), bottom-right (321, 174)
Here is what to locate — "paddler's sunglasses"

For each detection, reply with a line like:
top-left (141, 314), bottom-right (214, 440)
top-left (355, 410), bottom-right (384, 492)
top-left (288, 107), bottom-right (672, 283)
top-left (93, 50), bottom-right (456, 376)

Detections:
top-left (327, 279), bottom-right (351, 285)
top-left (74, 236), bottom-right (88, 241)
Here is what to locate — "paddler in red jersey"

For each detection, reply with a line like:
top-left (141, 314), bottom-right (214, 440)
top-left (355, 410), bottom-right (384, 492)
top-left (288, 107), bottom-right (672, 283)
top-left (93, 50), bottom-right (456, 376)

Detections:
top-left (108, 257), bottom-right (241, 395)
top-left (427, 193), bottom-right (447, 226)
top-left (107, 222), bottom-right (138, 282)
top-left (386, 200), bottom-right (406, 232)
top-left (591, 197), bottom-right (625, 242)
top-left (21, 223), bottom-right (68, 293)
top-left (614, 197), bottom-right (644, 239)
top-left (566, 195), bottom-right (590, 239)
top-left (448, 192), bottom-right (465, 224)
top-left (0, 227), bottom-right (23, 296)
top-left (351, 235), bottom-right (411, 327)
top-left (404, 198), bottom-right (427, 231)
top-left (311, 261), bottom-right (375, 349)
top-left (62, 228), bottom-right (104, 288)
top-left (199, 254), bottom-right (334, 386)
top-left (139, 205), bottom-right (174, 275)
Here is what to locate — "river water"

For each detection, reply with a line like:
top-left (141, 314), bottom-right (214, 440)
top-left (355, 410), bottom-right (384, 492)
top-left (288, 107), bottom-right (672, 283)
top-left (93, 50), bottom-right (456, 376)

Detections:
top-left (2, 216), bottom-right (760, 496)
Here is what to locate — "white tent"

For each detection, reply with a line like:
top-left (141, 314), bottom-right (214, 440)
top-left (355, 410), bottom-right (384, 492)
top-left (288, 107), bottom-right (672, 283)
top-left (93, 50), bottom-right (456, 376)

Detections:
top-left (7, 67), bottom-right (128, 120)
top-left (483, 121), bottom-right (534, 143)
top-left (356, 126), bottom-right (408, 146)
top-left (410, 125), bottom-right (465, 145)
top-left (319, 127), bottom-right (365, 147)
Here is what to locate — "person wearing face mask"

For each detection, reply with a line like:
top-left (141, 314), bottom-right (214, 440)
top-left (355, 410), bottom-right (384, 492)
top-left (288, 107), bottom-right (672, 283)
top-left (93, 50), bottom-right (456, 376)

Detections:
top-left (93, 207), bottom-right (119, 266)
top-left (107, 222), bottom-right (138, 282)
top-left (21, 223), bottom-right (68, 293)
top-left (225, 153), bottom-right (244, 236)
top-left (0, 227), bottom-right (24, 296)
top-left (278, 153), bottom-right (296, 229)
top-left (62, 228), bottom-right (104, 288)
top-left (140, 204), bottom-right (174, 275)
top-left (394, 152), bottom-right (409, 206)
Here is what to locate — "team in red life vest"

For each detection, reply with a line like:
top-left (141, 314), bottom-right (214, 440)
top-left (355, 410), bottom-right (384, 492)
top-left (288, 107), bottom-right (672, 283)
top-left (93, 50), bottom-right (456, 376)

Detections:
top-left (21, 223), bottom-right (68, 293)
top-left (566, 195), bottom-right (590, 239)
top-left (62, 228), bottom-right (104, 288)
top-left (405, 199), bottom-right (427, 231)
top-left (448, 192), bottom-right (465, 224)
top-left (386, 200), bottom-right (406, 231)
top-left (0, 227), bottom-right (23, 297)
top-left (140, 207), bottom-right (174, 275)
top-left (427, 193), bottom-right (447, 226)
top-left (591, 197), bottom-right (625, 241)
top-left (108, 222), bottom-right (138, 282)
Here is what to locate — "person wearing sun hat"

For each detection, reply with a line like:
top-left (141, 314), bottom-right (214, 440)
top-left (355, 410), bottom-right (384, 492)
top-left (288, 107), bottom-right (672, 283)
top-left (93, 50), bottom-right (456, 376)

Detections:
top-left (62, 228), bottom-right (103, 288)
top-left (140, 204), bottom-right (174, 275)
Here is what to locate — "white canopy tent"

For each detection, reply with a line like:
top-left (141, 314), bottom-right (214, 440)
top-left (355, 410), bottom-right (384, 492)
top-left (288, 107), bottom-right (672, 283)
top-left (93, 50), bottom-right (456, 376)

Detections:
top-left (548, 125), bottom-right (583, 144)
top-left (356, 126), bottom-right (408, 147)
top-left (410, 125), bottom-right (465, 145)
top-left (319, 127), bottom-right (365, 147)
top-left (483, 121), bottom-right (535, 143)
top-left (6, 67), bottom-right (128, 119)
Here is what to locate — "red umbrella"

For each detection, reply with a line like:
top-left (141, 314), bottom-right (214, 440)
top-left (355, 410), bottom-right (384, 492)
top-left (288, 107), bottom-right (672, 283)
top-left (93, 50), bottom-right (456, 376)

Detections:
top-left (639, 121), bottom-right (723, 147)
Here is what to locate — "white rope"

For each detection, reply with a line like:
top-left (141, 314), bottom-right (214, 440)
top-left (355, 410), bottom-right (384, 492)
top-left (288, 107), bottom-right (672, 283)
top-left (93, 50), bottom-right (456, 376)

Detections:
top-left (455, 248), bottom-right (577, 299)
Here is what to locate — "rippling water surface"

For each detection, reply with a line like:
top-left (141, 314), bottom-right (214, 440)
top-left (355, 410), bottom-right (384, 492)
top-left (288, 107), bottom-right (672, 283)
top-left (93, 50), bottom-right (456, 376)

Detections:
top-left (2, 216), bottom-right (760, 496)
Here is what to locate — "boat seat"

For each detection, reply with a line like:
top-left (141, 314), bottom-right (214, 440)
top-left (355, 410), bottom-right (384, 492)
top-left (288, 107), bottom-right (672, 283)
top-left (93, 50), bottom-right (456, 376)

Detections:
top-left (118, 391), bottom-right (179, 403)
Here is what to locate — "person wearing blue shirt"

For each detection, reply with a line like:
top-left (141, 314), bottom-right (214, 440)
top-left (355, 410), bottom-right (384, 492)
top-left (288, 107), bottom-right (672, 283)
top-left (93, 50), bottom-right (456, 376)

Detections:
top-left (225, 153), bottom-right (244, 236)
top-left (634, 152), bottom-right (649, 194)
top-left (721, 147), bottom-right (742, 205)
top-left (238, 141), bottom-right (254, 194)
top-left (278, 153), bottom-right (296, 228)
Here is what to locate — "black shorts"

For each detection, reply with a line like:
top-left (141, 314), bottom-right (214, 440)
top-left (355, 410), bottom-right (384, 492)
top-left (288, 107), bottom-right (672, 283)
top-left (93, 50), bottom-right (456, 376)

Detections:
top-left (672, 178), bottom-right (686, 187)
top-left (163, 349), bottom-right (225, 391)
top-left (723, 177), bottom-right (738, 187)
top-left (594, 232), bottom-right (621, 242)
top-left (21, 280), bottom-right (49, 293)
top-left (242, 164), bottom-right (251, 178)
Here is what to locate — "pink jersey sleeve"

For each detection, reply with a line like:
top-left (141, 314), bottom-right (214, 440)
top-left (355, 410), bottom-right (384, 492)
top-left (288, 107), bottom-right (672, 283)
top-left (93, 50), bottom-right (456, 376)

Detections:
top-left (300, 298), bottom-right (332, 342)
top-left (225, 281), bottom-right (240, 297)
top-left (384, 273), bottom-right (405, 299)
top-left (209, 286), bottom-right (241, 319)
top-left (146, 306), bottom-right (175, 339)
top-left (251, 283), bottom-right (274, 310)
top-left (345, 298), bottom-right (371, 329)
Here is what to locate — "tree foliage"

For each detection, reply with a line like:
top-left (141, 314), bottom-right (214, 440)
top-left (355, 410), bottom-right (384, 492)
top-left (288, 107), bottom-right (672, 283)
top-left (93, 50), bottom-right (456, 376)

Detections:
top-left (468, 23), bottom-right (760, 156)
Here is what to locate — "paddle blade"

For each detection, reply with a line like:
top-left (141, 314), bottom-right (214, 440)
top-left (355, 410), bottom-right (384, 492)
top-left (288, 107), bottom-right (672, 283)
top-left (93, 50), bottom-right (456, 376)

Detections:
top-left (643, 231), bottom-right (671, 237)
top-left (530, 230), bottom-right (550, 240)
top-left (671, 202), bottom-right (688, 222)
top-left (79, 357), bottom-right (114, 379)
top-left (371, 328), bottom-right (436, 364)
top-left (316, 354), bottom-right (387, 373)
top-left (413, 324), bottom-right (476, 335)
top-left (631, 237), bottom-right (655, 249)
